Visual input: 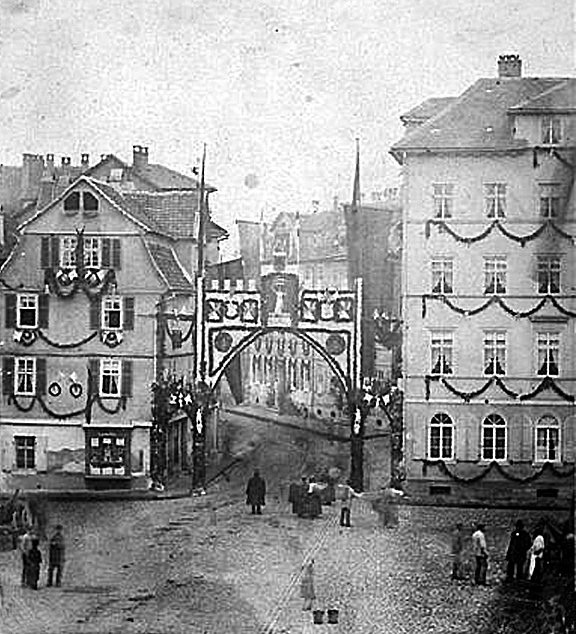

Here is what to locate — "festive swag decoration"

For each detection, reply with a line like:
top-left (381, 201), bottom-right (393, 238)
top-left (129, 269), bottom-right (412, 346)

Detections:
top-left (100, 330), bottom-right (123, 348)
top-left (8, 393), bottom-right (126, 418)
top-left (424, 459), bottom-right (574, 484)
top-left (421, 293), bottom-right (576, 319)
top-left (13, 329), bottom-right (38, 346)
top-left (163, 320), bottom-right (194, 350)
top-left (424, 218), bottom-right (576, 246)
top-left (44, 267), bottom-right (117, 300)
top-left (37, 329), bottom-right (99, 349)
top-left (424, 374), bottom-right (575, 403)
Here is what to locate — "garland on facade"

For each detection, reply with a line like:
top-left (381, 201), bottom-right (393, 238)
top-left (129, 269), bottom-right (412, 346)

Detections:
top-left (424, 218), bottom-right (576, 245)
top-left (44, 267), bottom-right (118, 300)
top-left (9, 393), bottom-right (126, 418)
top-left (163, 320), bottom-right (195, 349)
top-left (421, 294), bottom-right (576, 319)
top-left (425, 374), bottom-right (575, 403)
top-left (423, 459), bottom-right (574, 484)
top-left (37, 329), bottom-right (99, 349)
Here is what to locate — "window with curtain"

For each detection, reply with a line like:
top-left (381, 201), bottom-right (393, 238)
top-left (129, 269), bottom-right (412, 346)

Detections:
top-left (484, 256), bottom-right (507, 294)
top-left (536, 255), bottom-right (561, 294)
top-left (432, 183), bottom-right (454, 218)
top-left (535, 415), bottom-right (560, 462)
top-left (430, 332), bottom-right (453, 375)
top-left (483, 330), bottom-right (507, 375)
top-left (431, 258), bottom-right (454, 294)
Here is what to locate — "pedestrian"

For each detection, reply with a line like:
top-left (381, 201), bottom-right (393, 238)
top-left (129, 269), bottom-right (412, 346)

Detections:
top-left (26, 538), bottom-right (42, 590)
top-left (246, 470), bottom-right (266, 515)
top-left (505, 520), bottom-right (531, 581)
top-left (289, 477), bottom-right (307, 515)
top-left (336, 481), bottom-right (362, 527)
top-left (47, 524), bottom-right (65, 587)
top-left (472, 523), bottom-right (488, 586)
top-left (300, 559), bottom-right (315, 611)
top-left (18, 526), bottom-right (33, 587)
top-left (528, 531), bottom-right (545, 585)
top-left (450, 522), bottom-right (465, 580)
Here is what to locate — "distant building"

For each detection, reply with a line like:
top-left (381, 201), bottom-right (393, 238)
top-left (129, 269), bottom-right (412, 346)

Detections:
top-left (391, 55), bottom-right (576, 505)
top-left (0, 147), bottom-right (227, 492)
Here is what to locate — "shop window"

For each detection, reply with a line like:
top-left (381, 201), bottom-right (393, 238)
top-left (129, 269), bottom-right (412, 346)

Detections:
top-left (87, 432), bottom-right (128, 476)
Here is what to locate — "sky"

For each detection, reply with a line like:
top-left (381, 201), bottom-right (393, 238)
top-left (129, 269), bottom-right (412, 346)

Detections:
top-left (0, 0), bottom-right (574, 250)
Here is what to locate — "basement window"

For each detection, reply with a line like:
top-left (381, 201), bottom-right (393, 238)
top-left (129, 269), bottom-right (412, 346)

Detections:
top-left (429, 485), bottom-right (451, 496)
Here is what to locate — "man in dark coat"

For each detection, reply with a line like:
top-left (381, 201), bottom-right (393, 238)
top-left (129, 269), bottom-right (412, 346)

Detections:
top-left (506, 520), bottom-right (531, 581)
top-left (27, 538), bottom-right (42, 590)
top-left (289, 477), bottom-right (307, 515)
top-left (47, 524), bottom-right (65, 587)
top-left (246, 470), bottom-right (266, 515)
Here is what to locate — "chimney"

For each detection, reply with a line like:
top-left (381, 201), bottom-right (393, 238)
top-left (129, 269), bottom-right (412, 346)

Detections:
top-left (20, 153), bottom-right (45, 200)
top-left (81, 153), bottom-right (90, 170)
top-left (498, 54), bottom-right (522, 78)
top-left (132, 145), bottom-right (149, 169)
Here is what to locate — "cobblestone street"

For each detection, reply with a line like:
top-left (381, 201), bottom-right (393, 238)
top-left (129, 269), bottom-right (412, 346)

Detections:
top-left (0, 485), bottom-right (569, 634)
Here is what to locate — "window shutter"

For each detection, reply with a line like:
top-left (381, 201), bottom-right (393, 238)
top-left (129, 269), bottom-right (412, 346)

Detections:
top-left (50, 236), bottom-right (60, 268)
top-left (40, 237), bottom-right (50, 268)
top-left (101, 238), bottom-right (111, 268)
top-left (5, 294), bottom-right (16, 328)
top-left (2, 357), bottom-right (14, 395)
top-left (112, 239), bottom-right (122, 270)
top-left (1, 438), bottom-right (13, 472)
top-left (36, 436), bottom-right (48, 473)
top-left (36, 358), bottom-right (47, 396)
top-left (38, 294), bottom-right (49, 328)
top-left (89, 299), bottom-right (101, 330)
top-left (121, 360), bottom-right (133, 397)
top-left (88, 359), bottom-right (99, 395)
top-left (123, 297), bottom-right (135, 330)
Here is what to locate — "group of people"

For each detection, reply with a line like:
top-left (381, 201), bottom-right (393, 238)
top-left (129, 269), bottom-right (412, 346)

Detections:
top-left (18, 524), bottom-right (65, 590)
top-left (451, 519), bottom-right (574, 587)
top-left (288, 476), bottom-right (332, 519)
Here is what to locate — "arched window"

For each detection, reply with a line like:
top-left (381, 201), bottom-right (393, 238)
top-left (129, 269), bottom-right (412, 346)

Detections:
top-left (429, 413), bottom-right (454, 460)
top-left (535, 415), bottom-right (561, 463)
top-left (481, 414), bottom-right (507, 461)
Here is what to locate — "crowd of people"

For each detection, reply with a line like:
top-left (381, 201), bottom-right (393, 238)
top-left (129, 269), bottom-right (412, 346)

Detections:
top-left (0, 490), bottom-right (65, 591)
top-left (451, 519), bottom-right (575, 588)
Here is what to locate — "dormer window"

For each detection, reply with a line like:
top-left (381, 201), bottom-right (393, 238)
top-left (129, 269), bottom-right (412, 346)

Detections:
top-left (541, 116), bottom-right (562, 145)
top-left (63, 191), bottom-right (99, 215)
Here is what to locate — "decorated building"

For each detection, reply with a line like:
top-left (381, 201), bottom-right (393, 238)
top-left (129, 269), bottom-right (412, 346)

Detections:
top-left (0, 147), bottom-right (227, 491)
top-left (391, 56), bottom-right (576, 505)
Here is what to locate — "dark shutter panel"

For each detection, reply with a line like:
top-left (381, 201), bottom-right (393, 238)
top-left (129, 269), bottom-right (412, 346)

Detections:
top-left (2, 357), bottom-right (14, 395)
top-left (36, 358), bottom-right (47, 396)
top-left (88, 359), bottom-right (99, 394)
top-left (40, 237), bottom-right (50, 269)
top-left (112, 239), bottom-right (121, 270)
top-left (123, 297), bottom-right (135, 330)
top-left (38, 295), bottom-right (49, 329)
top-left (121, 360), bottom-right (133, 397)
top-left (5, 294), bottom-right (16, 328)
top-left (50, 236), bottom-right (60, 268)
top-left (89, 299), bottom-right (101, 330)
top-left (101, 238), bottom-right (111, 268)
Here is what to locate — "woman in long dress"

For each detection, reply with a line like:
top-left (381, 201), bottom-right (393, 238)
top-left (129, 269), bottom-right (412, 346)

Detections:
top-left (300, 559), bottom-right (315, 610)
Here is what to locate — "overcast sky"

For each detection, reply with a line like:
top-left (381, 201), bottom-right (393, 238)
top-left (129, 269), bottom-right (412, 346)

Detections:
top-left (0, 0), bottom-right (574, 239)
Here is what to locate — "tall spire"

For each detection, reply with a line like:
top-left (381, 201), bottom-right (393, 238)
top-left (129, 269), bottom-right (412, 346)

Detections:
top-left (352, 137), bottom-right (361, 213)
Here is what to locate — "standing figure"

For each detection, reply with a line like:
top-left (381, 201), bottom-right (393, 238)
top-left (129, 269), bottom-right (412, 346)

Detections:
top-left (505, 520), bottom-right (531, 581)
top-left (26, 539), bottom-right (42, 590)
top-left (47, 524), bottom-right (65, 587)
top-left (528, 532), bottom-right (545, 585)
top-left (472, 523), bottom-right (489, 586)
top-left (336, 481), bottom-right (362, 528)
top-left (289, 477), bottom-right (307, 515)
top-left (300, 559), bottom-right (315, 611)
top-left (451, 522), bottom-right (465, 580)
top-left (246, 470), bottom-right (266, 515)
top-left (18, 527), bottom-right (33, 587)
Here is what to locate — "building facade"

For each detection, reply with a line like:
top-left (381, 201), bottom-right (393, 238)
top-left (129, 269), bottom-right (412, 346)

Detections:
top-left (391, 56), bottom-right (575, 504)
top-left (0, 146), bottom-right (227, 491)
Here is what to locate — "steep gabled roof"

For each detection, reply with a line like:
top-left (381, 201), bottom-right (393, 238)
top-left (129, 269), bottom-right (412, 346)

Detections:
top-left (144, 239), bottom-right (194, 290)
top-left (400, 97), bottom-right (457, 124)
top-left (16, 176), bottom-right (168, 235)
top-left (509, 79), bottom-right (576, 113)
top-left (85, 154), bottom-right (216, 192)
top-left (392, 77), bottom-right (568, 153)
